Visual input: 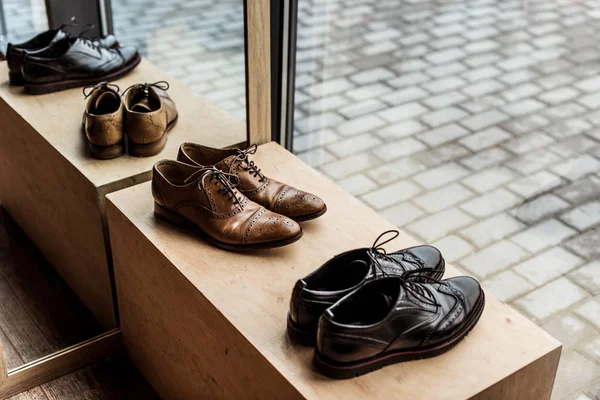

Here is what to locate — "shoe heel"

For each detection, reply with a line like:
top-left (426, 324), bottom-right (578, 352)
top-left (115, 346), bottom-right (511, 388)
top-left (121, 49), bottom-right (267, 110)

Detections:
top-left (154, 203), bottom-right (190, 228)
top-left (88, 142), bottom-right (125, 160)
top-left (9, 72), bottom-right (24, 86)
top-left (287, 314), bottom-right (316, 346)
top-left (128, 133), bottom-right (167, 157)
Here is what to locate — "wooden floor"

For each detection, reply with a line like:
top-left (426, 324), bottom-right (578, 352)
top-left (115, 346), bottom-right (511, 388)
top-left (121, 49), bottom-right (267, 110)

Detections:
top-left (0, 207), bottom-right (158, 399)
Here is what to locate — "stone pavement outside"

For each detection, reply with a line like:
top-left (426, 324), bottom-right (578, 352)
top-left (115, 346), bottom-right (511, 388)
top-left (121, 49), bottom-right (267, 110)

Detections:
top-left (3, 0), bottom-right (600, 398)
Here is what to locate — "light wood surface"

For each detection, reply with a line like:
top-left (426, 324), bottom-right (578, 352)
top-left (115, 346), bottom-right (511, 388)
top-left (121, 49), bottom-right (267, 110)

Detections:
top-left (0, 58), bottom-right (248, 329)
top-left (0, 330), bottom-right (122, 399)
top-left (107, 142), bottom-right (561, 399)
top-left (0, 60), bottom-right (247, 189)
top-left (245, 0), bottom-right (271, 145)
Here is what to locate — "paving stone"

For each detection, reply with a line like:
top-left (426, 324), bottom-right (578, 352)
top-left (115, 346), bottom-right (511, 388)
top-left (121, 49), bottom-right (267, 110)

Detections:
top-left (412, 162), bottom-right (470, 190)
top-left (296, 112), bottom-right (345, 134)
top-left (482, 270), bottom-right (535, 302)
top-left (498, 54), bottom-right (537, 71)
top-left (406, 207), bottom-right (475, 242)
top-left (460, 188), bottom-right (522, 218)
top-left (512, 194), bottom-right (571, 224)
top-left (388, 72), bottom-right (430, 89)
top-left (460, 240), bottom-right (530, 278)
top-left (501, 98), bottom-right (546, 117)
top-left (552, 155), bottom-right (600, 181)
top-left (514, 247), bottom-right (584, 286)
top-left (338, 99), bottom-right (389, 119)
top-left (462, 65), bottom-right (502, 82)
top-left (537, 72), bottom-right (576, 90)
top-left (379, 202), bottom-right (425, 228)
top-left (498, 69), bottom-right (539, 86)
top-left (515, 278), bottom-right (588, 320)
top-left (561, 201), bottom-right (600, 231)
top-left (367, 158), bottom-right (427, 185)
top-left (422, 91), bottom-right (468, 109)
top-left (459, 147), bottom-right (512, 170)
top-left (501, 83), bottom-right (543, 102)
top-left (550, 351), bottom-right (600, 399)
top-left (346, 83), bottom-right (392, 101)
top-left (424, 48), bottom-right (466, 64)
top-left (460, 213), bottom-right (525, 248)
top-left (376, 120), bottom-right (425, 139)
top-left (421, 107), bottom-right (469, 128)
top-left (381, 87), bottom-right (428, 106)
top-left (502, 131), bottom-right (555, 154)
top-left (545, 119), bottom-right (592, 139)
top-left (423, 76), bottom-right (468, 94)
top-left (327, 133), bottom-right (383, 158)
top-left (294, 129), bottom-right (342, 153)
top-left (361, 180), bottom-right (423, 210)
top-left (378, 102), bottom-right (429, 123)
top-left (565, 228), bottom-right (600, 261)
top-left (506, 149), bottom-right (563, 174)
top-left (336, 174), bottom-right (378, 197)
top-left (459, 127), bottom-right (512, 151)
top-left (462, 166), bottom-right (520, 194)
top-left (297, 147), bottom-right (336, 168)
top-left (336, 115), bottom-right (386, 137)
top-left (570, 262), bottom-right (600, 296)
top-left (557, 175), bottom-right (600, 205)
top-left (579, 92), bottom-right (600, 109)
top-left (511, 219), bottom-right (577, 253)
top-left (501, 114), bottom-right (550, 135)
top-left (374, 138), bottom-right (427, 161)
top-left (413, 183), bottom-right (475, 213)
top-left (575, 76), bottom-right (600, 93)
top-left (461, 79), bottom-right (505, 98)
top-left (538, 86), bottom-right (580, 105)
top-left (349, 67), bottom-right (395, 84)
top-left (460, 110), bottom-right (510, 131)
top-left (541, 314), bottom-right (596, 350)
top-left (431, 235), bottom-right (474, 263)
top-left (320, 152), bottom-right (379, 180)
top-left (459, 95), bottom-right (506, 114)
top-left (304, 77), bottom-right (354, 97)
top-left (425, 62), bottom-right (467, 78)
top-left (411, 144), bottom-right (471, 168)
top-left (575, 297), bottom-right (600, 330)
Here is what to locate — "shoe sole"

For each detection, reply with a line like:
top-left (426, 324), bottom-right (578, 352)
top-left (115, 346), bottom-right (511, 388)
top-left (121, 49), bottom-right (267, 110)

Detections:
top-left (287, 258), bottom-right (446, 347)
top-left (313, 290), bottom-right (486, 379)
top-left (88, 141), bottom-right (125, 160)
top-left (128, 115), bottom-right (178, 157)
top-left (291, 205), bottom-right (328, 222)
top-left (154, 203), bottom-right (303, 251)
top-left (23, 53), bottom-right (142, 95)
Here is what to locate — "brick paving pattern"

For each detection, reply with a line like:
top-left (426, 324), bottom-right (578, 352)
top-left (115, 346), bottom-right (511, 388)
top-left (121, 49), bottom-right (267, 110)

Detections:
top-left (4, 0), bottom-right (600, 397)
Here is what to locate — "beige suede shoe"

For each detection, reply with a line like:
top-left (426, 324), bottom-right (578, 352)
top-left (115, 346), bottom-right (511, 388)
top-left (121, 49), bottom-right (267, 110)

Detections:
top-left (123, 81), bottom-right (177, 157)
top-left (82, 82), bottom-right (124, 159)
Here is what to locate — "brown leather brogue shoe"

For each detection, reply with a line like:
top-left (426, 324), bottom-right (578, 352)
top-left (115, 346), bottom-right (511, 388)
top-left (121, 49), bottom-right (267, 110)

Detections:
top-left (82, 82), bottom-right (124, 159)
top-left (177, 143), bottom-right (327, 221)
top-left (152, 160), bottom-right (303, 251)
top-left (124, 81), bottom-right (177, 157)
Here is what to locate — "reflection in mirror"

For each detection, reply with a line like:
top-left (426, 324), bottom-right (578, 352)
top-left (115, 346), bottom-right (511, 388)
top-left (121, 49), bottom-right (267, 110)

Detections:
top-left (112, 0), bottom-right (247, 124)
top-left (0, 207), bottom-right (104, 370)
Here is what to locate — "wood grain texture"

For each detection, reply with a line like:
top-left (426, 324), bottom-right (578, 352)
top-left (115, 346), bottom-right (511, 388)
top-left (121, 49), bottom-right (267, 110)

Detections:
top-left (0, 330), bottom-right (121, 399)
top-left (0, 209), bottom-right (103, 370)
top-left (0, 60), bottom-right (246, 188)
top-left (107, 142), bottom-right (561, 399)
top-left (245, 0), bottom-right (271, 145)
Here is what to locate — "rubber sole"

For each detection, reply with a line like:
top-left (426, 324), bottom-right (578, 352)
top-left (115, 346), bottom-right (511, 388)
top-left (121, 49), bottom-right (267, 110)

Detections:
top-left (291, 205), bottom-right (328, 222)
top-left (9, 72), bottom-right (24, 86)
top-left (286, 258), bottom-right (446, 347)
top-left (23, 53), bottom-right (141, 95)
top-left (88, 141), bottom-right (125, 160)
top-left (314, 290), bottom-right (486, 379)
top-left (154, 203), bottom-right (303, 251)
top-left (128, 115), bottom-right (178, 157)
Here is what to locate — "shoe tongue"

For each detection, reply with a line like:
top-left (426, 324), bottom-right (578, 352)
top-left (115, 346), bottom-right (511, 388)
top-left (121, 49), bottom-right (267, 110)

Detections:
top-left (95, 91), bottom-right (119, 110)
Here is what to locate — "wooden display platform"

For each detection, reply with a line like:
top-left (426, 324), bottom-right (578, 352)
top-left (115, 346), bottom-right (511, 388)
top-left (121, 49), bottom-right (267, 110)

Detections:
top-left (0, 60), bottom-right (246, 328)
top-left (106, 142), bottom-right (561, 399)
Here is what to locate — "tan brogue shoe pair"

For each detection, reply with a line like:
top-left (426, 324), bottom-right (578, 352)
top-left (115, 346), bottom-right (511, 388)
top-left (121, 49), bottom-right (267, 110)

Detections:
top-left (82, 81), bottom-right (177, 159)
top-left (152, 144), bottom-right (327, 251)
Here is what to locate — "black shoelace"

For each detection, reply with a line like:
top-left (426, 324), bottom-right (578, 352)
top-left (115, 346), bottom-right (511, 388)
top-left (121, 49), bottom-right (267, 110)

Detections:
top-left (184, 167), bottom-right (244, 212)
top-left (83, 81), bottom-right (120, 99)
top-left (400, 271), bottom-right (442, 308)
top-left (232, 144), bottom-right (266, 182)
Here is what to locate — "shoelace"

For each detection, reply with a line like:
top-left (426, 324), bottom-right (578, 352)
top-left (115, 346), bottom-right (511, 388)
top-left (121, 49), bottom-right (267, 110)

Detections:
top-left (123, 81), bottom-right (170, 98)
top-left (399, 271), bottom-right (442, 308)
top-left (367, 230), bottom-right (434, 279)
top-left (183, 167), bottom-right (244, 211)
top-left (232, 144), bottom-right (266, 182)
top-left (82, 81), bottom-right (120, 99)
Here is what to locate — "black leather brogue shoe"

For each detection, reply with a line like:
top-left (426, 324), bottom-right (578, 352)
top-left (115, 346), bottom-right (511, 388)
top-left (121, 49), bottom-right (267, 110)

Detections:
top-left (287, 230), bottom-right (445, 345)
top-left (314, 275), bottom-right (485, 379)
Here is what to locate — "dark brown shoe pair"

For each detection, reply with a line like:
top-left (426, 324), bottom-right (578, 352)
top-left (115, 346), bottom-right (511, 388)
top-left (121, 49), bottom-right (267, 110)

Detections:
top-left (152, 144), bottom-right (327, 251)
top-left (82, 81), bottom-right (177, 159)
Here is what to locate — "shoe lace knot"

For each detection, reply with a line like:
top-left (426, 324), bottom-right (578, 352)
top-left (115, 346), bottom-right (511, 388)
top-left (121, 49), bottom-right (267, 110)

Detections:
top-left (233, 144), bottom-right (266, 182)
top-left (184, 167), bottom-right (244, 210)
